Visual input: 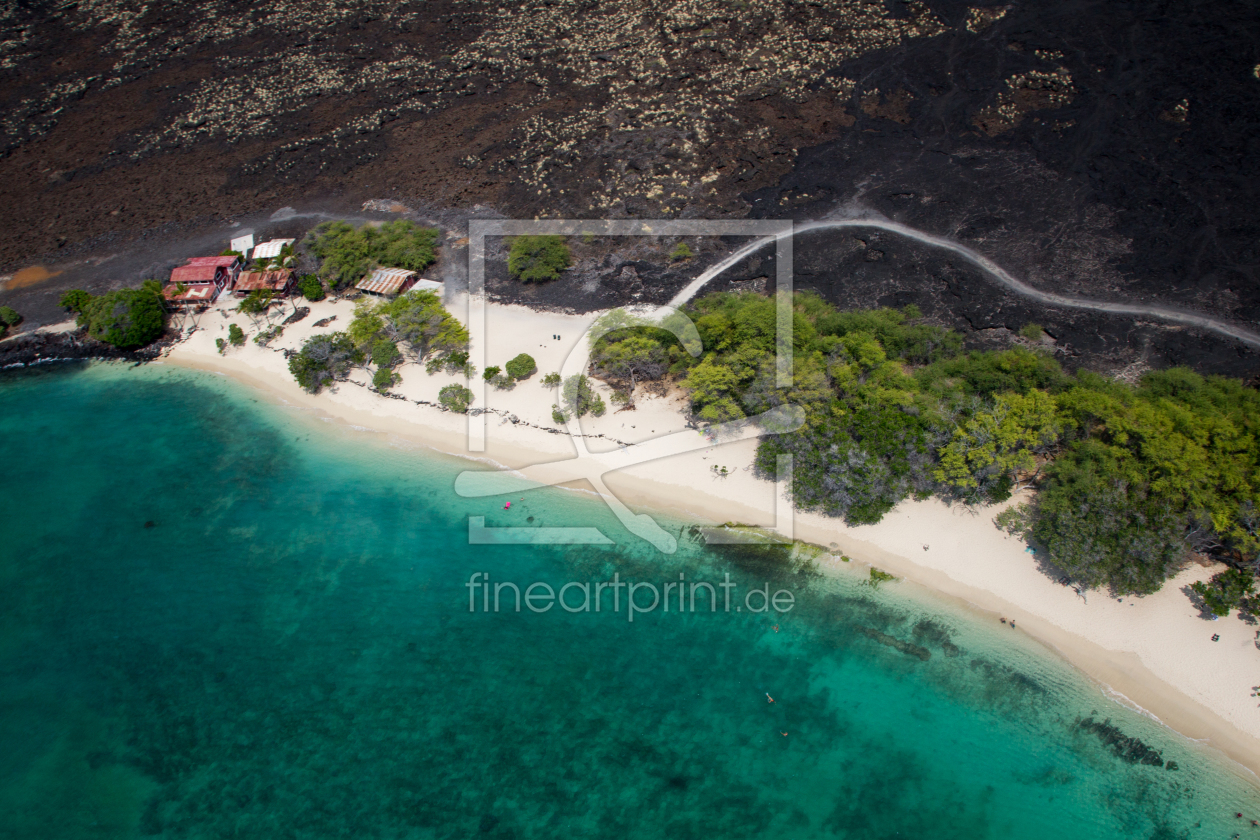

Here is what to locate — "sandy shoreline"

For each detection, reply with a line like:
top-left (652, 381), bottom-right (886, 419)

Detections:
top-left (34, 292), bottom-right (1260, 780)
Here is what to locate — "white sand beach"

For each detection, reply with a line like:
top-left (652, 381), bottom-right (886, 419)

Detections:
top-left (102, 290), bottom-right (1260, 778)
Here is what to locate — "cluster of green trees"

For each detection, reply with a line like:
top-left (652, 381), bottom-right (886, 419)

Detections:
top-left (59, 282), bottom-right (166, 348)
top-left (306, 220), bottom-right (440, 289)
top-left (508, 235), bottom-right (571, 283)
top-left (588, 291), bottom-right (1260, 597)
top-left (288, 289), bottom-right (469, 395)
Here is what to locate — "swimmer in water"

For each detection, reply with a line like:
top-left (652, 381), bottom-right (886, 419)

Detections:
top-left (766, 693), bottom-right (775, 703)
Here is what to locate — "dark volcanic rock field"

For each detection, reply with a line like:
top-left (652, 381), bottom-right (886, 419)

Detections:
top-left (1, 0), bottom-right (1258, 374)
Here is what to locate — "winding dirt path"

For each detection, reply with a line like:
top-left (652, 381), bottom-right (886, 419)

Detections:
top-left (667, 218), bottom-right (1260, 350)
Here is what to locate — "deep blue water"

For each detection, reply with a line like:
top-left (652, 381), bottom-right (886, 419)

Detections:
top-left (1, 362), bottom-right (1257, 839)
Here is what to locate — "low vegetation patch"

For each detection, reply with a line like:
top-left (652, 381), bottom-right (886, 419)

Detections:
top-left (439, 384), bottom-right (474, 413)
top-left (508, 235), bottom-right (571, 283)
top-left (307, 220), bottom-right (439, 289)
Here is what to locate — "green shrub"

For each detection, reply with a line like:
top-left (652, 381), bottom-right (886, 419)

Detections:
top-left (59, 290), bottom-right (92, 313)
top-left (1190, 569), bottom-right (1256, 617)
top-left (552, 404), bottom-right (568, 424)
top-left (288, 332), bottom-right (364, 393)
top-left (372, 367), bottom-right (400, 391)
top-left (0, 306), bottom-right (22, 326)
top-left (439, 383), bottom-right (474, 413)
top-left (228, 323), bottom-right (246, 346)
top-left (254, 325), bottom-right (283, 346)
top-left (670, 242), bottom-right (694, 261)
top-left (371, 338), bottom-right (402, 368)
top-left (562, 375), bottom-right (605, 417)
top-left (483, 365), bottom-right (501, 381)
top-left (298, 274), bottom-right (325, 301)
top-left (508, 235), bottom-right (571, 283)
top-left (541, 372), bottom-right (562, 387)
top-left (216, 338), bottom-right (226, 355)
top-left (1020, 323), bottom-right (1044, 341)
top-left (307, 219), bottom-right (439, 289)
top-left (78, 282), bottom-right (166, 348)
top-left (505, 353), bottom-right (537, 380)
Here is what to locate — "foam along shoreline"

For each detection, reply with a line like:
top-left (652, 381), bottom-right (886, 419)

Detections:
top-left (69, 291), bottom-right (1260, 780)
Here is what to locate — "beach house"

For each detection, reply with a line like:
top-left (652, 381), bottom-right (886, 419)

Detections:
top-left (356, 267), bottom-right (420, 296)
top-left (162, 255), bottom-right (241, 306)
top-left (233, 269), bottom-right (296, 298)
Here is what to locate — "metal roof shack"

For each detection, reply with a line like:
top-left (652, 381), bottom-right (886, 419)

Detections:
top-left (185, 255), bottom-right (240, 269)
top-left (170, 263), bottom-right (224, 285)
top-left (251, 239), bottom-right (295, 260)
top-left (162, 282), bottom-right (222, 306)
top-left (357, 267), bottom-right (419, 296)
top-left (233, 270), bottom-right (296, 297)
top-left (174, 255), bottom-right (241, 288)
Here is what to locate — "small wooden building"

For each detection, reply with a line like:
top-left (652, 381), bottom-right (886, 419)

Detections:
top-left (233, 269), bottom-right (296, 298)
top-left (357, 267), bottom-right (418, 296)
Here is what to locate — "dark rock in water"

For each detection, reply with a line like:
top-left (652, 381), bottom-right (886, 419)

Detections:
top-left (282, 307), bottom-right (310, 325)
top-left (856, 625), bottom-right (931, 661)
top-left (143, 520), bottom-right (156, 529)
top-left (526, 516), bottom-right (535, 523)
top-left (1073, 716), bottom-right (1164, 766)
top-left (1165, 761), bottom-right (1179, 771)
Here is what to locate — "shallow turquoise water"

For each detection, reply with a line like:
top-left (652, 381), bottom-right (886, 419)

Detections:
top-left (1, 362), bottom-right (1258, 839)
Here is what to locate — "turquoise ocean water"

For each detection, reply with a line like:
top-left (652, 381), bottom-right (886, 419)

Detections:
top-left (1, 362), bottom-right (1258, 839)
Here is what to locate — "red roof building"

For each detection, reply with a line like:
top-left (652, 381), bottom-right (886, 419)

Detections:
top-left (162, 282), bottom-right (222, 306)
top-left (233, 270), bottom-right (296, 297)
top-left (171, 255), bottom-right (241, 289)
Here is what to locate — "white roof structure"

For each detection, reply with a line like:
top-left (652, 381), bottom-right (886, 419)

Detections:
top-left (357, 267), bottom-right (417, 295)
top-left (412, 279), bottom-right (443, 293)
top-left (229, 234), bottom-right (255, 255)
top-left (251, 238), bottom-right (295, 259)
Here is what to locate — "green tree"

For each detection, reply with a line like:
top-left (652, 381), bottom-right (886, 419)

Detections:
top-left (0, 306), bottom-right (22, 327)
top-left (372, 338), bottom-right (402, 368)
top-left (439, 384), bottom-right (474, 413)
top-left (508, 235), bottom-right (571, 282)
top-left (1190, 569), bottom-right (1256, 617)
top-left (79, 282), bottom-right (166, 348)
top-left (682, 359), bottom-right (746, 422)
top-left (562, 375), bottom-right (605, 417)
top-left (228, 323), bottom-right (246, 346)
top-left (238, 289), bottom-right (275, 317)
top-left (592, 335), bottom-right (668, 406)
top-left (288, 332), bottom-right (364, 393)
top-left (505, 353), bottom-right (537, 380)
top-left (483, 365), bottom-right (502, 381)
top-left (297, 274), bottom-right (325, 301)
top-left (935, 390), bottom-right (1060, 497)
top-left (373, 367), bottom-right (400, 391)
